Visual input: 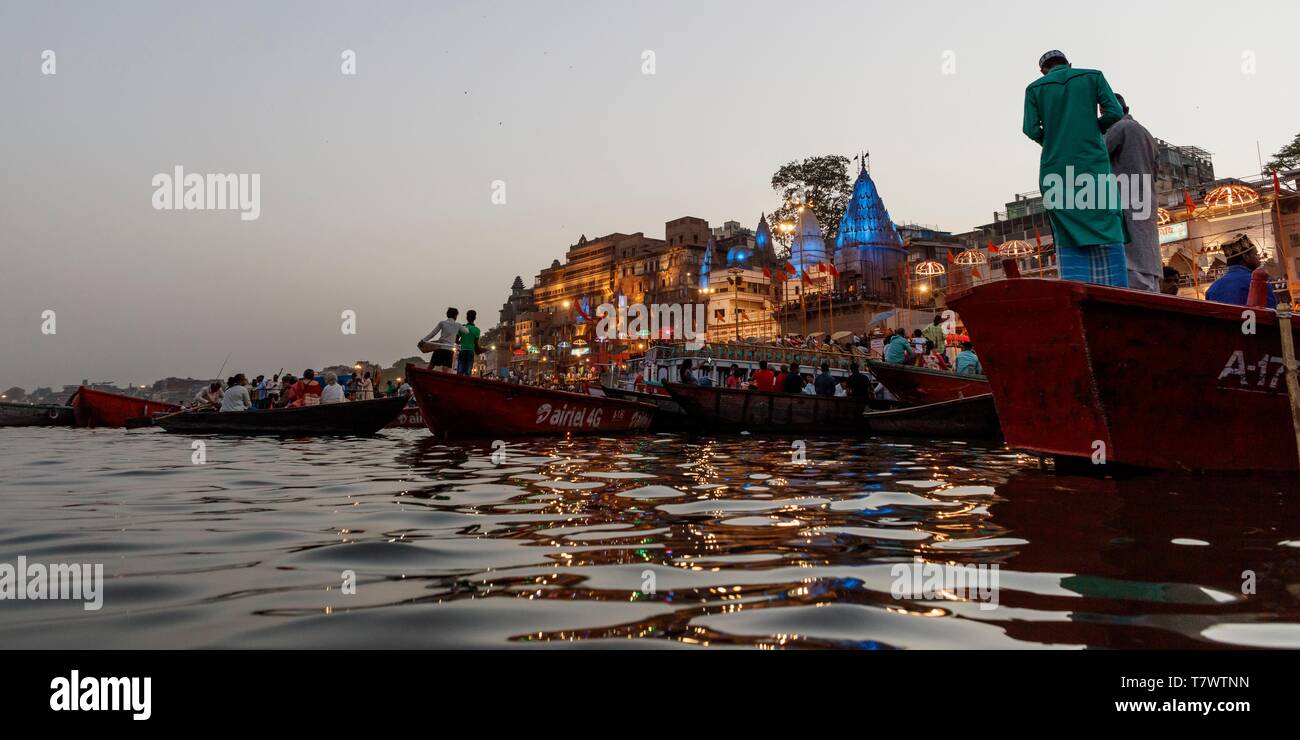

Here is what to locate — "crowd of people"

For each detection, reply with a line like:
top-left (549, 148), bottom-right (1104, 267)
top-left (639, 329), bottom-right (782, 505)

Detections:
top-left (670, 358), bottom-right (883, 399)
top-left (187, 370), bottom-right (413, 412)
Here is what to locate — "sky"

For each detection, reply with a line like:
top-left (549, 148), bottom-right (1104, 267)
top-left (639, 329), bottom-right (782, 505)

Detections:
top-left (2, 0), bottom-right (1297, 390)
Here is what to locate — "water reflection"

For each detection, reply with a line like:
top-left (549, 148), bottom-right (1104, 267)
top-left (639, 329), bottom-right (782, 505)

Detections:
top-left (0, 428), bottom-right (1297, 649)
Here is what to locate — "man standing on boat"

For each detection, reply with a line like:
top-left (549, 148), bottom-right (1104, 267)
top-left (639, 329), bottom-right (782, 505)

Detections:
top-left (1206, 234), bottom-right (1276, 308)
top-left (1023, 50), bottom-right (1127, 286)
top-left (1105, 93), bottom-right (1161, 291)
top-left (418, 307), bottom-right (462, 372)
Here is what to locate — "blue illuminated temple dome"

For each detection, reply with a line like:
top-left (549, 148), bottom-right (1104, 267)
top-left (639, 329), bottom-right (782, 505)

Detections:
top-left (834, 162), bottom-right (906, 297)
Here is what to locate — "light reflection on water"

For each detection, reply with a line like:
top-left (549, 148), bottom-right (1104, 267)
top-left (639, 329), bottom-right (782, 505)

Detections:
top-left (1, 427), bottom-right (1298, 649)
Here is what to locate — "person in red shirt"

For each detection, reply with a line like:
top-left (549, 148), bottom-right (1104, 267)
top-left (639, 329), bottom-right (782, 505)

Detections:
top-left (725, 364), bottom-right (741, 389)
top-left (281, 369), bottom-right (322, 407)
top-left (753, 360), bottom-right (776, 392)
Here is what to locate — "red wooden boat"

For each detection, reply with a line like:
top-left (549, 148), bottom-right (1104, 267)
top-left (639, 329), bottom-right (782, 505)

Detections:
top-left (949, 277), bottom-right (1299, 472)
top-left (70, 387), bottom-right (181, 428)
top-left (866, 360), bottom-right (989, 404)
top-left (405, 364), bottom-right (656, 437)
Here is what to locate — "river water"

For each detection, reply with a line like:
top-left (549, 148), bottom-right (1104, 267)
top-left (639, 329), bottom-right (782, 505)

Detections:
top-left (2, 427), bottom-right (1298, 649)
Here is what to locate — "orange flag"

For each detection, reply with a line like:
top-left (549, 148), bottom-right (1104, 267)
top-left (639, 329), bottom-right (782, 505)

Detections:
top-left (1185, 190), bottom-right (1196, 217)
top-left (1034, 227), bottom-right (1043, 253)
top-left (987, 240), bottom-right (1000, 254)
top-left (784, 261), bottom-right (797, 276)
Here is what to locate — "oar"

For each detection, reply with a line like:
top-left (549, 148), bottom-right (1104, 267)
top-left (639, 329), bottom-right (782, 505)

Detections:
top-left (1277, 303), bottom-right (1300, 472)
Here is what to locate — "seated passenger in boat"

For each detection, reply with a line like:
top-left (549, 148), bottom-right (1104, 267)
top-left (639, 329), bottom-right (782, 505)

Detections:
top-left (219, 374), bottom-right (252, 412)
top-left (725, 365), bottom-right (741, 389)
top-left (282, 370), bottom-right (323, 407)
top-left (193, 382), bottom-right (224, 410)
top-left (884, 332), bottom-right (915, 364)
top-left (921, 340), bottom-right (951, 371)
top-left (320, 372), bottom-right (348, 404)
top-left (955, 342), bottom-right (984, 376)
top-left (782, 364), bottom-right (805, 394)
top-left (814, 363), bottom-right (837, 397)
top-left (801, 375), bottom-right (817, 395)
top-left (845, 363), bottom-right (873, 398)
top-left (752, 360), bottom-right (776, 392)
top-left (1205, 234), bottom-right (1276, 308)
top-left (678, 359), bottom-right (696, 385)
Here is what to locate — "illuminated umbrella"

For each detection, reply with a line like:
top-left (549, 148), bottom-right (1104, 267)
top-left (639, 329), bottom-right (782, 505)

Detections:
top-left (997, 240), bottom-right (1035, 257)
top-left (1157, 207), bottom-right (1171, 225)
top-left (1204, 184), bottom-right (1259, 209)
top-left (914, 259), bottom-right (946, 277)
top-left (954, 249), bottom-right (988, 265)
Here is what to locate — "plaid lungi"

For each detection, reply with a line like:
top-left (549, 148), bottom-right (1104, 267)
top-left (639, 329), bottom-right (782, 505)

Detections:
top-left (1057, 242), bottom-right (1129, 288)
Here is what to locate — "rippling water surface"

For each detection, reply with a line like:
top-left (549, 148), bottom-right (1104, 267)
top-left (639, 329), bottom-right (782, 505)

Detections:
top-left (3, 427), bottom-right (1299, 649)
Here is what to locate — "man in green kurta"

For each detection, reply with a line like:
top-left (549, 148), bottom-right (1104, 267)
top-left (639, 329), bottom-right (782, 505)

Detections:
top-left (1023, 50), bottom-right (1129, 287)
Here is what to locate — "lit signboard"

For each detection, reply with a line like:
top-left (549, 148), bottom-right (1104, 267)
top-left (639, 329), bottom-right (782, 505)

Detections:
top-left (1159, 222), bottom-right (1188, 245)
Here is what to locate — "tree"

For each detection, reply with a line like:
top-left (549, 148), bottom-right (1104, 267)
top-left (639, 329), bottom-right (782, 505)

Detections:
top-left (769, 155), bottom-right (852, 255)
top-left (1267, 132), bottom-right (1300, 171)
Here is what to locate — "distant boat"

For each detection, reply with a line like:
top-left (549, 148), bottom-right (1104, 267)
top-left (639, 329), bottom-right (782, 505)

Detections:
top-left (664, 382), bottom-right (884, 433)
top-left (862, 394), bottom-right (1001, 440)
top-left (589, 385), bottom-right (695, 431)
top-left (867, 360), bottom-right (990, 404)
top-left (155, 396), bottom-right (407, 436)
top-left (71, 387), bottom-right (181, 428)
top-left (0, 401), bottom-right (75, 427)
top-left (405, 364), bottom-right (656, 438)
top-left (951, 277), bottom-right (1296, 472)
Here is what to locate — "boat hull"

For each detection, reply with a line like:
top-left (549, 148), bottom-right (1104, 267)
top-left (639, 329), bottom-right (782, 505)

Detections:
top-left (594, 386), bottom-right (695, 431)
top-left (0, 401), bottom-right (75, 427)
top-left (950, 277), bottom-right (1299, 472)
top-left (664, 382), bottom-right (872, 433)
top-left (405, 364), bottom-right (656, 437)
top-left (385, 399), bottom-right (426, 428)
top-left (863, 394), bottom-right (1001, 439)
top-left (71, 387), bottom-right (181, 428)
top-left (866, 360), bottom-right (989, 404)
top-left (155, 396), bottom-right (407, 436)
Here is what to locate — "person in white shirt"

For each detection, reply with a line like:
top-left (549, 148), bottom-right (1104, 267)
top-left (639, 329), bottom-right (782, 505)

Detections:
top-left (397, 381), bottom-right (412, 396)
top-left (320, 372), bottom-right (347, 404)
top-left (220, 374), bottom-right (252, 412)
top-left (418, 307), bottom-right (462, 371)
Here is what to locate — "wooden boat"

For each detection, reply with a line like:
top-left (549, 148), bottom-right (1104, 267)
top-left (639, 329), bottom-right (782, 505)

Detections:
top-left (949, 276), bottom-right (1299, 472)
top-left (589, 385), bottom-right (695, 431)
top-left (385, 398), bottom-right (426, 428)
top-left (0, 401), bottom-right (75, 427)
top-left (862, 394), bottom-right (1001, 439)
top-left (71, 387), bottom-right (181, 428)
top-left (405, 364), bottom-right (656, 437)
top-left (866, 359), bottom-right (990, 404)
top-left (664, 382), bottom-right (882, 433)
top-left (155, 396), bottom-right (408, 436)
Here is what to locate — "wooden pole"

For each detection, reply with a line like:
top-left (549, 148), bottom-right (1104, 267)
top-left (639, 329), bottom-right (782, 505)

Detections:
top-left (1276, 302), bottom-right (1300, 472)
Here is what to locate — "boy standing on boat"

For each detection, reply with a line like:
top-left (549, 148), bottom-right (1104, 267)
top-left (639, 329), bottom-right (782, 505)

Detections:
top-left (419, 308), bottom-right (462, 372)
top-left (456, 310), bottom-right (482, 376)
top-left (1023, 50), bottom-right (1127, 287)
